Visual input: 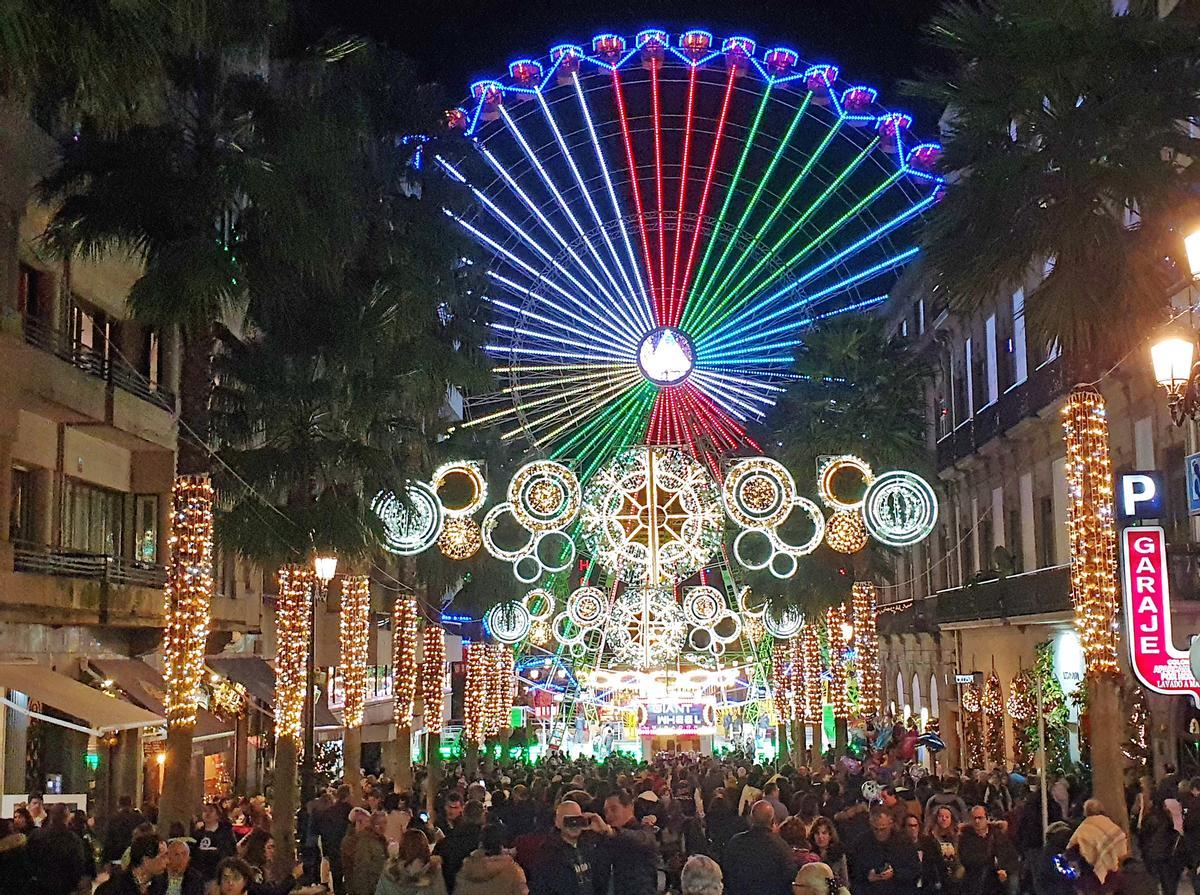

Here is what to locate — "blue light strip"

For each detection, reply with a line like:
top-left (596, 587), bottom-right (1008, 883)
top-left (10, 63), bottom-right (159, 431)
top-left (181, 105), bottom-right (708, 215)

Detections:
top-left (487, 295), bottom-right (639, 354)
top-left (486, 271), bottom-right (637, 350)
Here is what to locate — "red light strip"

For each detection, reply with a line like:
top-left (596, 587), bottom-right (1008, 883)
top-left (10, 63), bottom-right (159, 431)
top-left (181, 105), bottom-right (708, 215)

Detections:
top-left (675, 68), bottom-right (738, 327)
top-left (647, 389), bottom-right (666, 443)
top-left (668, 64), bottom-right (699, 324)
top-left (650, 63), bottom-right (667, 323)
top-left (611, 69), bottom-right (660, 322)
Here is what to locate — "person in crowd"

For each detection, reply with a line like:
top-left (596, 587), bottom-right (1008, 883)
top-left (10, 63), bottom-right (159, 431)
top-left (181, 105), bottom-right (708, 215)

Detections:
top-left (316, 784), bottom-right (355, 895)
top-left (901, 812), bottom-right (944, 893)
top-left (528, 801), bottom-right (600, 895)
top-left (779, 817), bottom-right (819, 865)
top-left (925, 780), bottom-right (968, 827)
top-left (811, 817), bottom-right (849, 890)
top-left (377, 828), bottom-right (449, 895)
top-left (1031, 822), bottom-right (1075, 895)
top-left (598, 788), bottom-right (660, 895)
top-left (104, 795), bottom-right (147, 864)
top-left (765, 781), bottom-right (790, 824)
top-left (793, 794), bottom-right (821, 839)
top-left (27, 802), bottom-right (90, 895)
top-left (983, 773), bottom-right (1013, 818)
top-left (149, 837), bottom-right (206, 895)
top-left (0, 817), bottom-right (30, 889)
top-left (436, 799), bottom-right (485, 892)
top-left (958, 805), bottom-right (1018, 895)
top-left (681, 854), bottom-right (724, 895)
top-left (737, 772), bottom-right (764, 816)
top-left (215, 857), bottom-right (261, 895)
top-left (97, 833), bottom-right (168, 895)
top-left (194, 802), bottom-right (239, 881)
top-left (925, 805), bottom-right (964, 895)
top-left (11, 807), bottom-right (33, 836)
top-left (720, 800), bottom-right (796, 895)
top-left (455, 822), bottom-right (528, 895)
top-left (1048, 780), bottom-right (1075, 825)
top-left (794, 862), bottom-right (839, 895)
top-left (346, 811), bottom-right (389, 895)
top-left (1065, 799), bottom-right (1128, 895)
top-left (881, 787), bottom-right (911, 828)
top-left (342, 808), bottom-right (374, 892)
top-left (850, 806), bottom-right (920, 895)
top-left (67, 808), bottom-right (99, 880)
top-left (237, 828), bottom-right (274, 877)
top-left (438, 793), bottom-right (465, 838)
top-left (705, 794), bottom-right (746, 858)
top-left (26, 792), bottom-right (46, 828)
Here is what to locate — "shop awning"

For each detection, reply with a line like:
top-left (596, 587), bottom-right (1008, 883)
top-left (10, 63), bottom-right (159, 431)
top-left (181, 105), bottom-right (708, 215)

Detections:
top-left (0, 664), bottom-right (163, 736)
top-left (207, 654), bottom-right (340, 728)
top-left (89, 659), bottom-right (233, 750)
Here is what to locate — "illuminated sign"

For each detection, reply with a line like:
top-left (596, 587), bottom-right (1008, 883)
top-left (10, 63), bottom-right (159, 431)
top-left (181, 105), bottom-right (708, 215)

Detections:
top-left (1117, 472), bottom-right (1164, 521)
top-left (638, 702), bottom-right (715, 735)
top-left (1120, 526), bottom-right (1200, 701)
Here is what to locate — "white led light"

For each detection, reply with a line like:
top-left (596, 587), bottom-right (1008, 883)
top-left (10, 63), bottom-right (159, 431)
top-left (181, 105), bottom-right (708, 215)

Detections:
top-left (637, 327), bottom-right (695, 386)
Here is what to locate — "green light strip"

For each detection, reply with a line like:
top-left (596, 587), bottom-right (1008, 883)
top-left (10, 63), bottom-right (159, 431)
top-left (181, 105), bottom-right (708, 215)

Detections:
top-left (685, 100), bottom-right (831, 332)
top-left (699, 165), bottom-right (902, 336)
top-left (691, 133), bottom-right (879, 339)
top-left (551, 381), bottom-right (654, 474)
top-left (682, 83), bottom-right (783, 329)
top-left (580, 384), bottom-right (656, 479)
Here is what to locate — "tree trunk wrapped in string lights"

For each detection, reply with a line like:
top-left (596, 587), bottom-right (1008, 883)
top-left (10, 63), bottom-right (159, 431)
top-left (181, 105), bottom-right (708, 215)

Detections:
top-left (1062, 385), bottom-right (1127, 830)
top-left (392, 598), bottom-right (419, 727)
top-left (338, 576), bottom-right (372, 730)
top-left (826, 604), bottom-right (850, 719)
top-left (982, 671), bottom-right (1006, 766)
top-left (421, 624), bottom-right (446, 732)
top-left (851, 583), bottom-right (880, 716)
top-left (1007, 671), bottom-right (1035, 771)
top-left (486, 643), bottom-right (514, 737)
top-left (271, 565), bottom-right (312, 868)
top-left (802, 624), bottom-right (822, 722)
top-left (159, 473), bottom-right (215, 832)
top-left (772, 639), bottom-right (798, 722)
top-left (463, 641), bottom-right (490, 744)
top-left (961, 683), bottom-right (985, 769)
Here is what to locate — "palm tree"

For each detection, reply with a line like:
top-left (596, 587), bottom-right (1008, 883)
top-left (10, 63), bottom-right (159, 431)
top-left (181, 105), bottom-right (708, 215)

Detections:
top-left (905, 0), bottom-right (1200, 829)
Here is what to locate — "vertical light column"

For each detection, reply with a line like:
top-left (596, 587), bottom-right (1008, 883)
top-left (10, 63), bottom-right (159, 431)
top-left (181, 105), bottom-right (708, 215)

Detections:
top-left (851, 583), bottom-right (880, 716)
top-left (421, 625), bottom-right (447, 733)
top-left (827, 604), bottom-right (850, 719)
top-left (392, 598), bottom-right (419, 728)
top-left (275, 566), bottom-right (313, 744)
top-left (338, 576), bottom-right (371, 730)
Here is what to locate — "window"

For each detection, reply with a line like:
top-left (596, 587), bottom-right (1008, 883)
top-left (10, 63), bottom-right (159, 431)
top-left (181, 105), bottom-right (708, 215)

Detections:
top-left (970, 331), bottom-right (988, 412)
top-left (10, 467), bottom-right (34, 544)
top-left (984, 315), bottom-right (999, 405)
top-left (17, 265), bottom-right (43, 319)
top-left (978, 518), bottom-right (994, 571)
top-left (1007, 509), bottom-right (1023, 573)
top-left (1039, 496), bottom-right (1056, 568)
top-left (1011, 289), bottom-right (1028, 387)
top-left (952, 345), bottom-right (970, 425)
top-left (61, 479), bottom-right (123, 557)
top-left (68, 296), bottom-right (118, 372)
top-left (133, 494), bottom-right (159, 563)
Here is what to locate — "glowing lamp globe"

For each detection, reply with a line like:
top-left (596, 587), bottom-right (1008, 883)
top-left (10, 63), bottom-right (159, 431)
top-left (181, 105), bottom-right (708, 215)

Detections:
top-left (313, 554), bottom-right (338, 585)
top-left (1151, 337), bottom-right (1194, 395)
top-left (1186, 228), bottom-right (1200, 280)
top-left (638, 327), bottom-right (694, 387)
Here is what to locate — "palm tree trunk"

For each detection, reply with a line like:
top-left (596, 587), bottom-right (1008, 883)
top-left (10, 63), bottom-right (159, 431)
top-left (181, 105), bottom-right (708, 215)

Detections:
top-left (1088, 675), bottom-right (1129, 831)
top-left (343, 727), bottom-right (363, 805)
top-left (272, 735), bottom-right (300, 878)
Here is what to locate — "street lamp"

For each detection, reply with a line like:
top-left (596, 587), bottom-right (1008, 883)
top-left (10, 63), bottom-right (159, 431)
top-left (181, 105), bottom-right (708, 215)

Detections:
top-left (1149, 228), bottom-right (1200, 426)
top-left (314, 554), bottom-right (338, 586)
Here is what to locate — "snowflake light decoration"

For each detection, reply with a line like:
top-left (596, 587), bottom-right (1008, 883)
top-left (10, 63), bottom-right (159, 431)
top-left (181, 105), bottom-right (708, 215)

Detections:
top-left (607, 588), bottom-right (688, 669)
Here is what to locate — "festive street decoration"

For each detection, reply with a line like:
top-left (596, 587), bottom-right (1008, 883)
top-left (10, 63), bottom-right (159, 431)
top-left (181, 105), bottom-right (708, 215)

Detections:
top-left (825, 509), bottom-right (869, 554)
top-left (421, 625), bottom-right (446, 731)
top-left (162, 474), bottom-right (215, 726)
top-left (960, 683), bottom-right (985, 769)
top-left (374, 482), bottom-right (444, 556)
top-left (818, 455), bottom-right (875, 511)
top-left (863, 471), bottom-right (938, 547)
top-left (437, 517), bottom-right (482, 560)
top-left (826, 604), bottom-right (851, 718)
top-left (763, 603), bottom-right (804, 640)
top-left (802, 624), bottom-right (823, 721)
top-left (440, 30), bottom-right (941, 469)
top-left (275, 566), bottom-right (313, 744)
top-left (1008, 670), bottom-right (1036, 771)
top-left (392, 598), bottom-right (419, 728)
top-left (338, 576), bottom-right (372, 729)
top-left (463, 642), bottom-right (490, 744)
top-left (1062, 386), bottom-right (1120, 676)
top-left (608, 588), bottom-right (689, 669)
top-left (565, 586), bottom-right (607, 627)
top-left (982, 671), bottom-right (1005, 766)
top-left (508, 460), bottom-right (582, 531)
top-left (432, 461), bottom-right (488, 517)
top-left (723, 457), bottom-right (797, 529)
top-left (484, 601), bottom-right (533, 645)
top-left (851, 583), bottom-right (880, 715)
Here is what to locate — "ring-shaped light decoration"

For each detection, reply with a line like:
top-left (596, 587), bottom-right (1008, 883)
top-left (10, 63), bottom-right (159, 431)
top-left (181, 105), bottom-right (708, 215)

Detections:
top-left (769, 497), bottom-right (827, 557)
top-left (566, 586), bottom-right (607, 628)
top-left (710, 611), bottom-right (743, 644)
top-left (689, 627), bottom-right (713, 652)
top-left (732, 528), bottom-right (774, 571)
top-left (737, 586), bottom-right (766, 618)
top-left (484, 601), bottom-right (532, 645)
top-left (552, 612), bottom-right (586, 646)
top-left (817, 455), bottom-right (876, 512)
top-left (513, 553), bottom-right (544, 584)
top-left (762, 604), bottom-right (804, 639)
top-left (437, 517), bottom-right (482, 560)
top-left (863, 470), bottom-right (938, 547)
top-left (825, 509), bottom-right (869, 554)
top-left (431, 461), bottom-right (487, 518)
top-left (481, 502), bottom-right (535, 562)
top-left (768, 550), bottom-right (799, 579)
top-left (522, 587), bottom-right (557, 621)
top-left (373, 482), bottom-right (444, 556)
top-left (682, 586), bottom-right (724, 626)
top-left (534, 530), bottom-right (576, 573)
top-left (723, 457), bottom-right (796, 529)
top-left (508, 460), bottom-right (581, 532)
top-left (569, 641), bottom-right (589, 658)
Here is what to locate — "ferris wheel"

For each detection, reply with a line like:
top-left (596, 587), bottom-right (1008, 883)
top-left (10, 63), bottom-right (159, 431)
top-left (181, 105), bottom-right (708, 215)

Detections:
top-left (436, 29), bottom-right (942, 474)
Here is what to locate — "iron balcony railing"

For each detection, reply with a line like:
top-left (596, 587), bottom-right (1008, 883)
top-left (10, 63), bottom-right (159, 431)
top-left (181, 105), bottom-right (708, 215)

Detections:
top-left (21, 315), bottom-right (176, 412)
top-left (13, 541), bottom-right (167, 588)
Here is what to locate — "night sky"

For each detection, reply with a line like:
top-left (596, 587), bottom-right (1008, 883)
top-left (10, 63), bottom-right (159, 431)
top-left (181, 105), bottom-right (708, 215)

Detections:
top-left (312, 0), bottom-right (949, 125)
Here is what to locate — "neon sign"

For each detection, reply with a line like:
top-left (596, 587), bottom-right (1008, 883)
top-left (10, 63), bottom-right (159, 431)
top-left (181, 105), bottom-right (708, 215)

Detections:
top-left (1120, 526), bottom-right (1200, 701)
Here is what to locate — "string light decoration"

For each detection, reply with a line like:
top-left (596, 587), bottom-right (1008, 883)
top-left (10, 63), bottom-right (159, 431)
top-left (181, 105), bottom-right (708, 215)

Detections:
top-left (487, 643), bottom-right (514, 737)
top-left (162, 474), bottom-right (215, 726)
top-left (851, 583), bottom-right (881, 716)
top-left (438, 517), bottom-right (483, 560)
top-left (1124, 684), bottom-right (1150, 770)
top-left (960, 683), bottom-right (985, 769)
top-left (825, 510), bottom-right (869, 554)
top-left (982, 671), bottom-right (1005, 766)
top-left (392, 598), bottom-right (419, 728)
top-left (802, 624), bottom-right (823, 722)
top-left (818, 455), bottom-right (875, 511)
top-left (826, 604), bottom-right (850, 719)
top-left (1062, 386), bottom-right (1120, 676)
top-left (338, 576), bottom-right (372, 729)
top-left (1008, 671), bottom-right (1036, 771)
top-left (207, 677), bottom-right (247, 719)
top-left (463, 642), bottom-right (490, 744)
top-left (421, 625), bottom-right (446, 732)
top-left (772, 639), bottom-right (797, 722)
top-left (275, 566), bottom-right (313, 744)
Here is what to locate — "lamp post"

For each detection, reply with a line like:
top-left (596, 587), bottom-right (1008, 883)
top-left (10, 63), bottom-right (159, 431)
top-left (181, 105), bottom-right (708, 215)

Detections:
top-left (301, 553), bottom-right (337, 807)
top-left (1150, 228), bottom-right (1200, 425)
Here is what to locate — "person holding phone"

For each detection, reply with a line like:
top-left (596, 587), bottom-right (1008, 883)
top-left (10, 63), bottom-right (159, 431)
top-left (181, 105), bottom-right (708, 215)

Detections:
top-left (958, 806), bottom-right (1018, 895)
top-left (528, 802), bottom-right (603, 895)
top-left (850, 808), bottom-right (920, 895)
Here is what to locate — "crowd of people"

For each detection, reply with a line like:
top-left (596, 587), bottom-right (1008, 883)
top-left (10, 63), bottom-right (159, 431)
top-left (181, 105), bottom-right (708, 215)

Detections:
top-left (1, 753), bottom-right (1192, 895)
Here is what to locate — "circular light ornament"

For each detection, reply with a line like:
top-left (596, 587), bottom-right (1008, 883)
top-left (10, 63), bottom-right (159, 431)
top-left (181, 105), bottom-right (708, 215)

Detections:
top-left (723, 457), bottom-right (796, 529)
top-left (710, 611), bottom-right (743, 645)
top-left (552, 612), bottom-right (586, 647)
top-left (637, 326), bottom-right (694, 386)
top-left (431, 461), bottom-right (487, 518)
top-left (529, 620), bottom-right (553, 646)
top-left (374, 482), bottom-right (444, 556)
top-left (508, 461), bottom-right (581, 532)
top-left (732, 528), bottom-right (773, 571)
top-left (763, 604), bottom-right (804, 640)
top-left (826, 509), bottom-right (869, 554)
top-left (437, 517), bottom-right (482, 559)
top-left (817, 455), bottom-right (875, 511)
top-left (522, 588), bottom-right (557, 621)
top-left (737, 586), bottom-right (767, 618)
top-left (770, 497), bottom-right (827, 557)
top-left (607, 588), bottom-right (687, 669)
top-left (682, 586), bottom-right (724, 626)
top-left (863, 470), bottom-right (938, 547)
top-left (484, 601), bottom-right (532, 644)
top-left (481, 503), bottom-right (535, 562)
top-left (566, 586), bottom-right (606, 627)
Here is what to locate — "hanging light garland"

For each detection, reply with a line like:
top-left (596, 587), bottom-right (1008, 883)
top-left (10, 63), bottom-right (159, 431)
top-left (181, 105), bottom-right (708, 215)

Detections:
top-left (463, 642), bottom-right (489, 744)
top-left (392, 598), bottom-right (419, 728)
top-left (852, 583), bottom-right (880, 716)
top-left (826, 605), bottom-right (851, 719)
top-left (162, 474), bottom-right (215, 726)
top-left (802, 623), bottom-right (822, 722)
top-left (338, 576), bottom-right (371, 729)
top-left (487, 643), bottom-right (513, 737)
top-left (275, 566), bottom-right (313, 744)
top-left (1062, 386), bottom-right (1120, 676)
top-left (982, 671), bottom-right (1005, 766)
top-left (961, 683), bottom-right (985, 769)
top-left (421, 624), bottom-right (446, 732)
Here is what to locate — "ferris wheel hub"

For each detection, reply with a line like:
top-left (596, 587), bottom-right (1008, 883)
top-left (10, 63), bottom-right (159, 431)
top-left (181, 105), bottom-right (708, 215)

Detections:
top-left (637, 326), bottom-right (695, 387)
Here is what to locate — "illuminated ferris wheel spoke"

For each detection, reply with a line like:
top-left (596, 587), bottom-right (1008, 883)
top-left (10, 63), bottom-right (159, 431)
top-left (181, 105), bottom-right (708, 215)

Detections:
top-left (487, 320), bottom-right (636, 363)
top-left (486, 272), bottom-right (639, 351)
top-left (509, 374), bottom-right (642, 444)
top-left (487, 294), bottom-right (638, 356)
top-left (559, 385), bottom-right (658, 479)
top-left (689, 370), bottom-right (777, 414)
top-left (610, 68), bottom-right (663, 318)
top-left (650, 61), bottom-right (668, 321)
top-left (500, 365), bottom-right (634, 396)
top-left (667, 63), bottom-right (700, 318)
top-left (572, 72), bottom-right (654, 322)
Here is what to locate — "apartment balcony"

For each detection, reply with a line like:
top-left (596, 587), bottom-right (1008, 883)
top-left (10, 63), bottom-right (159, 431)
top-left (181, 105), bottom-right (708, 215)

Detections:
top-left (932, 563), bottom-right (1072, 626)
top-left (935, 357), bottom-right (1069, 471)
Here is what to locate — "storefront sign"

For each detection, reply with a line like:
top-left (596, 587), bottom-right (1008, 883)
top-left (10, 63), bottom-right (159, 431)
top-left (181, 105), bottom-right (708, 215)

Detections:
top-left (1120, 526), bottom-right (1200, 702)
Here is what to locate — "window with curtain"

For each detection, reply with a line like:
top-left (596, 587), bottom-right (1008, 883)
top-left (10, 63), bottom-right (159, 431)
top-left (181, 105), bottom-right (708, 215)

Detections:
top-left (61, 479), bottom-right (123, 557)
